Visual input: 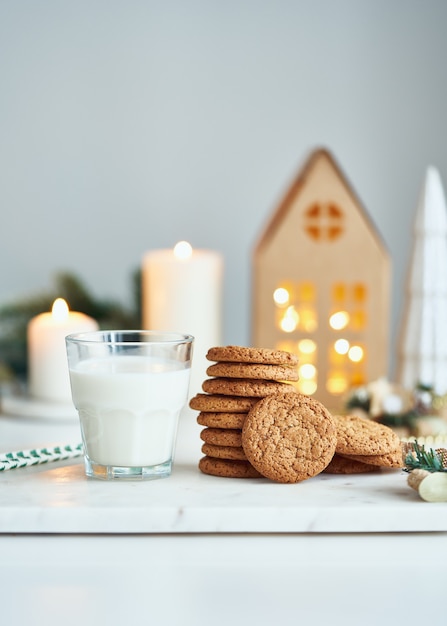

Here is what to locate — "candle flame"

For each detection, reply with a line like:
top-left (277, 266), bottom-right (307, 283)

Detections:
top-left (52, 298), bottom-right (69, 322)
top-left (173, 241), bottom-right (193, 260)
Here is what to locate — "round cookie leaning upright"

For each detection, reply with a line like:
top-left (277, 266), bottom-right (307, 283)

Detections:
top-left (241, 392), bottom-right (337, 483)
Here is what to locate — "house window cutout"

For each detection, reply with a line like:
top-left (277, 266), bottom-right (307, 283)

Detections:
top-left (351, 310), bottom-right (366, 330)
top-left (326, 371), bottom-right (349, 395)
top-left (274, 282), bottom-right (318, 333)
top-left (304, 202), bottom-right (344, 241)
top-left (326, 282), bottom-right (368, 395)
top-left (327, 339), bottom-right (367, 396)
top-left (353, 283), bottom-right (366, 302)
top-left (276, 338), bottom-right (318, 395)
top-left (330, 283), bottom-right (368, 332)
top-left (333, 283), bottom-right (346, 302)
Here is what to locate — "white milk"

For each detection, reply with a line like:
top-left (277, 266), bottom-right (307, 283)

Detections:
top-left (69, 356), bottom-right (190, 467)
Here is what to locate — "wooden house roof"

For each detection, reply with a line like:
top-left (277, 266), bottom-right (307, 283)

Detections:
top-left (254, 147), bottom-right (389, 257)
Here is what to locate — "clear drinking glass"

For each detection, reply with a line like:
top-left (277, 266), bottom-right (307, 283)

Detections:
top-left (65, 330), bottom-right (194, 480)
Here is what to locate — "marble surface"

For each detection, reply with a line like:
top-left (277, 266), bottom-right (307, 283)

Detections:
top-left (1, 405), bottom-right (447, 534)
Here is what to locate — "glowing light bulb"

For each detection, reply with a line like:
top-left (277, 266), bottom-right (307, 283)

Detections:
top-left (329, 311), bottom-right (350, 330)
top-left (279, 306), bottom-right (299, 333)
top-left (298, 339), bottom-right (316, 355)
top-left (273, 287), bottom-right (289, 306)
top-left (51, 298), bottom-right (69, 322)
top-left (299, 364), bottom-right (316, 380)
top-left (173, 241), bottom-right (193, 260)
top-left (327, 376), bottom-right (348, 394)
top-left (348, 345), bottom-right (364, 362)
top-left (334, 338), bottom-right (350, 355)
top-left (299, 380), bottom-right (317, 395)
top-left (280, 317), bottom-right (297, 333)
top-left (304, 318), bottom-right (317, 332)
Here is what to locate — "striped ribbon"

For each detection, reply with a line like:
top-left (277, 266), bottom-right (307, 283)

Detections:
top-left (0, 443), bottom-right (83, 471)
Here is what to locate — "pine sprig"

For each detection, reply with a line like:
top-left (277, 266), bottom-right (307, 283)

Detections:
top-left (404, 440), bottom-right (447, 473)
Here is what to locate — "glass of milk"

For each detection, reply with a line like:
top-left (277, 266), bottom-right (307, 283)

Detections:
top-left (65, 330), bottom-right (194, 480)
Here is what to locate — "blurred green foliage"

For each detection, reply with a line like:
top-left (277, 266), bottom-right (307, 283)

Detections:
top-left (0, 270), bottom-right (141, 381)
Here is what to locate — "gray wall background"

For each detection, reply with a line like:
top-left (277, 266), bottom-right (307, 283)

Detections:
top-left (1, 0), bottom-right (447, 377)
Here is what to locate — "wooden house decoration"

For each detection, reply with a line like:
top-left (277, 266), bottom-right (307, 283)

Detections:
top-left (252, 148), bottom-right (391, 409)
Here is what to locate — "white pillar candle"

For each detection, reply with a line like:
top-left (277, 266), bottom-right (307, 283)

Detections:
top-left (142, 242), bottom-right (223, 395)
top-left (27, 298), bottom-right (98, 403)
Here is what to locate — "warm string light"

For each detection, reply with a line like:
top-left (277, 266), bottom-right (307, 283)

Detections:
top-left (279, 306), bottom-right (299, 332)
top-left (329, 310), bottom-right (349, 330)
top-left (299, 363), bottom-right (316, 379)
top-left (334, 338), bottom-right (349, 355)
top-left (273, 287), bottom-right (289, 306)
top-left (348, 345), bottom-right (364, 362)
top-left (298, 339), bottom-right (316, 355)
top-left (327, 375), bottom-right (348, 394)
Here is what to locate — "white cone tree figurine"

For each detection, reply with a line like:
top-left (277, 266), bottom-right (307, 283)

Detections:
top-left (398, 166), bottom-right (447, 394)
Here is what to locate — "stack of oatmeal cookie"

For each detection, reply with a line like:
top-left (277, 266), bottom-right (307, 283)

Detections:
top-left (189, 345), bottom-right (299, 479)
top-left (189, 345), bottom-right (403, 483)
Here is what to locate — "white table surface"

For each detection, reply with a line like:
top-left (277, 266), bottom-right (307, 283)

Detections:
top-left (1, 400), bottom-right (446, 625)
